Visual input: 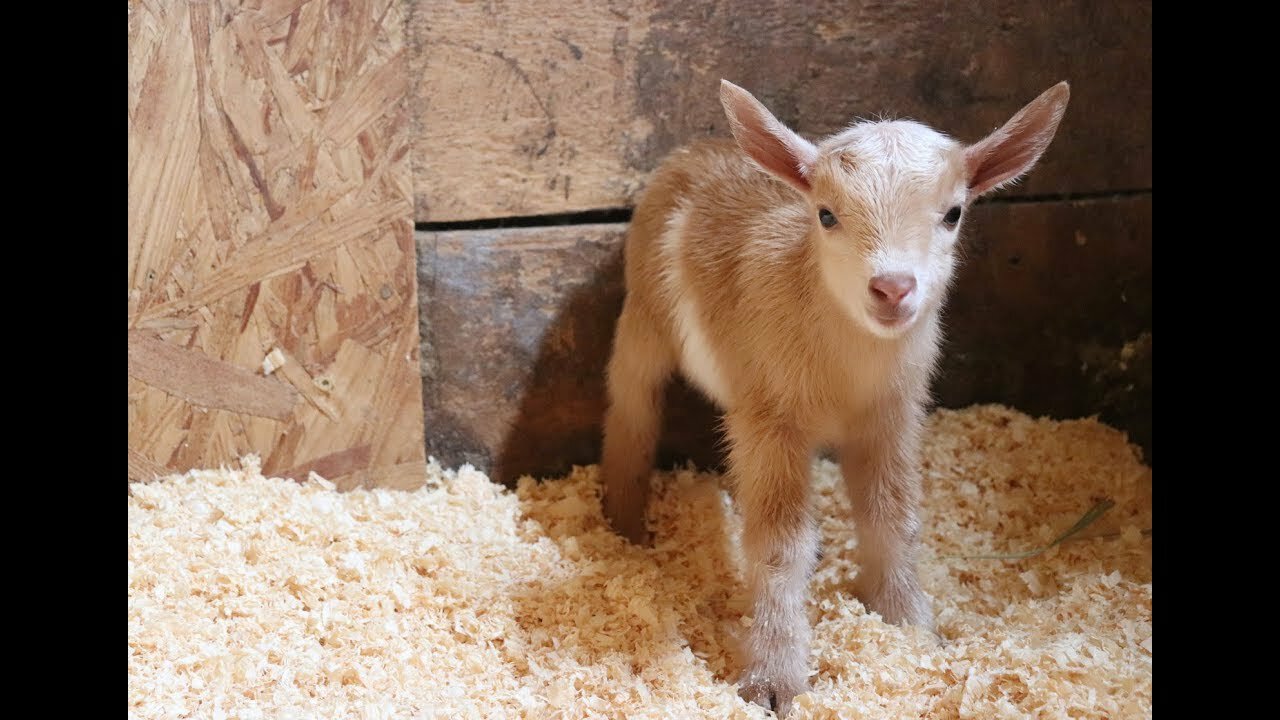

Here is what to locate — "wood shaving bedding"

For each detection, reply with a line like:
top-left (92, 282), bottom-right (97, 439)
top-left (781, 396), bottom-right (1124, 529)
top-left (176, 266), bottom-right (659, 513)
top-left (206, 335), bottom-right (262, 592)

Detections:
top-left (128, 405), bottom-right (1152, 719)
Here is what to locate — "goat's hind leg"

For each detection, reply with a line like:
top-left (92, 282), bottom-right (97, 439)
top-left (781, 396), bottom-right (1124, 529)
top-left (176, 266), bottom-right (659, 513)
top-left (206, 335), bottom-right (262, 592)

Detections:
top-left (600, 303), bottom-right (674, 545)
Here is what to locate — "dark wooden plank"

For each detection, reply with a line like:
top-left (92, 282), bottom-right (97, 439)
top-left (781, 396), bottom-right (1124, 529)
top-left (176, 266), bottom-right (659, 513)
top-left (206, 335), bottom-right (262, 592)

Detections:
top-left (936, 197), bottom-right (1152, 461)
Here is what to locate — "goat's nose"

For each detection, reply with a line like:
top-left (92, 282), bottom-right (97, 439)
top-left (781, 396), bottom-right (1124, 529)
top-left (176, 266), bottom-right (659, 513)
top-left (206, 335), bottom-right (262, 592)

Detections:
top-left (869, 273), bottom-right (917, 307)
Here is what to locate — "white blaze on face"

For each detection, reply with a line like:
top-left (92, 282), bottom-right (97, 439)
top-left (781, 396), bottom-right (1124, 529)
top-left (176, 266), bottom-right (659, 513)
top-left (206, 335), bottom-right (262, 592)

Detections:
top-left (812, 120), bottom-right (967, 338)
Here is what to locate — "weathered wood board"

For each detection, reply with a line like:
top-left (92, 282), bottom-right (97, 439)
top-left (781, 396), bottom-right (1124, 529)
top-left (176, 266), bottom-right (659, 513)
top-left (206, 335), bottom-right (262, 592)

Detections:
top-left (409, 0), bottom-right (1152, 221)
top-left (128, 0), bottom-right (426, 488)
top-left (418, 197), bottom-right (1152, 484)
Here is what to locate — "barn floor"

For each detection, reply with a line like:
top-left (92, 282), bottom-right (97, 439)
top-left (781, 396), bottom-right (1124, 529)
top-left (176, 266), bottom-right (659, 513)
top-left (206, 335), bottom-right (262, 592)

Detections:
top-left (128, 405), bottom-right (1151, 719)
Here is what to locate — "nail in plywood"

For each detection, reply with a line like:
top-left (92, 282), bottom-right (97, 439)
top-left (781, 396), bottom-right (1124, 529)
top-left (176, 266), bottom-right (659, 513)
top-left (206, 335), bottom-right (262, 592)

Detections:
top-left (128, 0), bottom-right (426, 487)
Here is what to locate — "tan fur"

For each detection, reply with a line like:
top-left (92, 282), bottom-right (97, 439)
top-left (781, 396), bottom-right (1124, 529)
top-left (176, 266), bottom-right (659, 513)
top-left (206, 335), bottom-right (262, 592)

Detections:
top-left (601, 80), bottom-right (1069, 715)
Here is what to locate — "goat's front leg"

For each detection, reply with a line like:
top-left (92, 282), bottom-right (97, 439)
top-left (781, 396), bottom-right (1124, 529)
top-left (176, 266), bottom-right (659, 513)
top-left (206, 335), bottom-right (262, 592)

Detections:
top-left (840, 403), bottom-right (933, 629)
top-left (730, 413), bottom-right (817, 717)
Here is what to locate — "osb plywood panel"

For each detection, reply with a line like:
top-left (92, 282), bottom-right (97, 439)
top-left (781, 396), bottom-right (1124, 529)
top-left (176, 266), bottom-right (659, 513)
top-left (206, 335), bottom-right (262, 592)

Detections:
top-left (128, 0), bottom-right (425, 489)
top-left (409, 0), bottom-right (1152, 221)
top-left (417, 197), bottom-right (1152, 484)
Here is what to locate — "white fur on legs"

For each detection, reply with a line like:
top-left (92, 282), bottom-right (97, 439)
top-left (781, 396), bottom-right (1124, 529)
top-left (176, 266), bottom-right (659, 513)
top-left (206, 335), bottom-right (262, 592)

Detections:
top-left (728, 416), bottom-right (818, 717)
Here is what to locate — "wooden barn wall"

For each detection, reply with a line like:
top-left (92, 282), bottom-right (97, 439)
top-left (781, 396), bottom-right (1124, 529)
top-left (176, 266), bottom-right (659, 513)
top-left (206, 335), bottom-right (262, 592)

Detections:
top-left (128, 0), bottom-right (428, 490)
top-left (127, 0), bottom-right (1152, 489)
top-left (410, 0), bottom-right (1153, 483)
top-left (409, 0), bottom-right (1151, 223)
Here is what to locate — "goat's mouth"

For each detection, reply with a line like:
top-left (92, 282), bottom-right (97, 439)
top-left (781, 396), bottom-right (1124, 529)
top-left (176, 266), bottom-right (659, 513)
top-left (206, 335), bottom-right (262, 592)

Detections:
top-left (867, 306), bottom-right (918, 334)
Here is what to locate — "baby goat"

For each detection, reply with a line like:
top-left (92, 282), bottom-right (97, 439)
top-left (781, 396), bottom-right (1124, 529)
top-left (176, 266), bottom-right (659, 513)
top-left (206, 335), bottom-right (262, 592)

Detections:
top-left (601, 79), bottom-right (1069, 714)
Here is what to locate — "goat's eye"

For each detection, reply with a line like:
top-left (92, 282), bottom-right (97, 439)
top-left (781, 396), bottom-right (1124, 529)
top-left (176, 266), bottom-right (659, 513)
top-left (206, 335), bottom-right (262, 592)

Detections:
top-left (942, 206), bottom-right (963, 228)
top-left (818, 208), bottom-right (838, 229)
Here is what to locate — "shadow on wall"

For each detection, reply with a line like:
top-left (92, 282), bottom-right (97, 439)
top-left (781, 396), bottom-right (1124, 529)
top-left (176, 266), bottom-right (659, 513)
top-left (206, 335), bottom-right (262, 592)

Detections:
top-left (418, 226), bottom-right (726, 489)
top-left (491, 245), bottom-right (727, 486)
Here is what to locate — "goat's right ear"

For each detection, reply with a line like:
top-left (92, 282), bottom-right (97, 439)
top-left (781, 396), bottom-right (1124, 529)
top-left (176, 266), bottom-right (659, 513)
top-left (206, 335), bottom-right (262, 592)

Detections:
top-left (720, 80), bottom-right (818, 193)
top-left (964, 82), bottom-right (1070, 198)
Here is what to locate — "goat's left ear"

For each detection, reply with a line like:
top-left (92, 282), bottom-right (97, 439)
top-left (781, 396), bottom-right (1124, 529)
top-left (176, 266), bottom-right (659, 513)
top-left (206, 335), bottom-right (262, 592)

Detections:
top-left (965, 82), bottom-right (1070, 198)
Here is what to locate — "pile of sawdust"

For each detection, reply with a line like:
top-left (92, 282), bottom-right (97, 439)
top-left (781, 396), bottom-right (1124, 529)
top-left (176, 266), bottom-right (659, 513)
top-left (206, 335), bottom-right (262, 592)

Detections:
top-left (128, 405), bottom-right (1152, 719)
